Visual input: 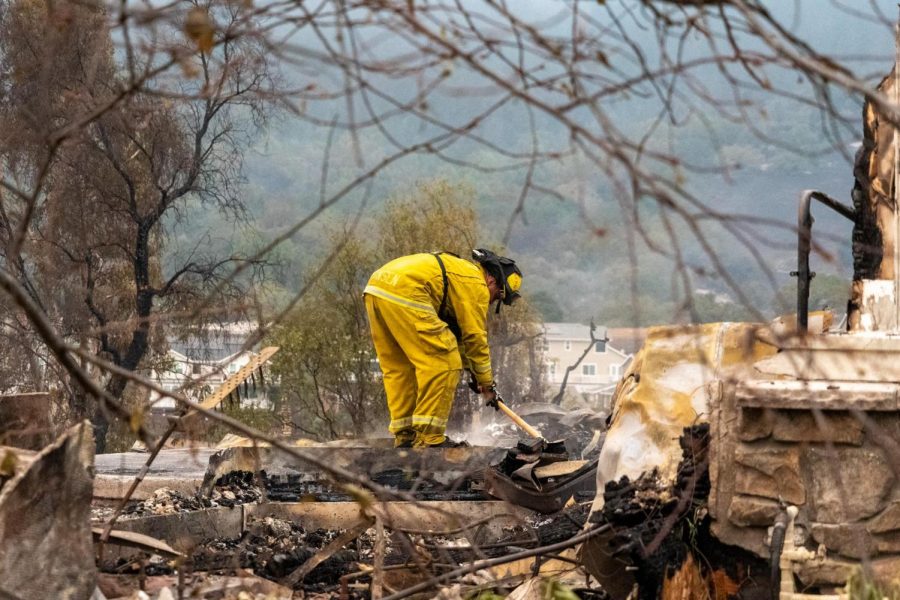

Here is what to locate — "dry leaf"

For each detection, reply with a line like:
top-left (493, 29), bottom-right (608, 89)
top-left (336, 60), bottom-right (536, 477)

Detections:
top-left (184, 7), bottom-right (215, 54)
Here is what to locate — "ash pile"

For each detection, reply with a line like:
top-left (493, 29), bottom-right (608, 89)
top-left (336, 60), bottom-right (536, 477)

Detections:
top-left (123, 471), bottom-right (263, 517)
top-left (102, 515), bottom-right (377, 593)
top-left (91, 471), bottom-right (264, 523)
top-left (265, 468), bottom-right (489, 502)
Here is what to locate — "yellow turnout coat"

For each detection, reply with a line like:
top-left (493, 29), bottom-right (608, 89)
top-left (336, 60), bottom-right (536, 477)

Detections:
top-left (364, 253), bottom-right (493, 446)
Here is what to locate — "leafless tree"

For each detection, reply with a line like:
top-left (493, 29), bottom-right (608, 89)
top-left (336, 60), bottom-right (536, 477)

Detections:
top-left (0, 0), bottom-right (277, 449)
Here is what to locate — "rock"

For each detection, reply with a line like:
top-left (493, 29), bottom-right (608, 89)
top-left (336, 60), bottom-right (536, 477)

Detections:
top-left (870, 556), bottom-right (900, 584)
top-left (874, 533), bottom-right (900, 554)
top-left (727, 495), bottom-right (780, 527)
top-left (263, 517), bottom-right (292, 538)
top-left (811, 523), bottom-right (877, 560)
top-left (867, 502), bottom-right (900, 534)
top-left (772, 410), bottom-right (864, 445)
top-left (794, 557), bottom-right (859, 587)
top-left (734, 445), bottom-right (805, 505)
top-left (806, 447), bottom-right (894, 523)
top-left (737, 408), bottom-right (773, 442)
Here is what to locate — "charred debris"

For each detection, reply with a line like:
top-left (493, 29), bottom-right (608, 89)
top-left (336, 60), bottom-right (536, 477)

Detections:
top-left (7, 389), bottom-right (870, 600)
top-left (89, 417), bottom-right (610, 598)
top-left (86, 422), bottom-right (751, 599)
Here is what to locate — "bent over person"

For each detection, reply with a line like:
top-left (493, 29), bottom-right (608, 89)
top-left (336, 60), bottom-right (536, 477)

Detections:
top-left (363, 249), bottom-right (523, 448)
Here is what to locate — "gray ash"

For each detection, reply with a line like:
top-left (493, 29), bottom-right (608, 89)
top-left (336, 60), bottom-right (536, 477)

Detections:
top-left (121, 487), bottom-right (213, 517)
top-left (188, 516), bottom-right (369, 592)
top-left (122, 471), bottom-right (263, 517)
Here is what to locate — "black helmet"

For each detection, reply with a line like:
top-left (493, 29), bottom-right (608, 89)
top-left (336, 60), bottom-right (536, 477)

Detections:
top-left (472, 248), bottom-right (523, 308)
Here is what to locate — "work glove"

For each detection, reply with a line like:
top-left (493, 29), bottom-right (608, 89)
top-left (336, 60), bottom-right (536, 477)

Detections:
top-left (468, 370), bottom-right (499, 409)
top-left (483, 382), bottom-right (499, 410)
top-left (467, 370), bottom-right (480, 394)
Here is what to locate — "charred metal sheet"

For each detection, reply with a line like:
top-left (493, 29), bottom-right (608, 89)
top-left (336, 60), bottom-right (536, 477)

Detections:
top-left (91, 527), bottom-right (183, 558)
top-left (0, 422), bottom-right (96, 600)
top-left (485, 458), bottom-right (598, 514)
top-left (533, 460), bottom-right (589, 478)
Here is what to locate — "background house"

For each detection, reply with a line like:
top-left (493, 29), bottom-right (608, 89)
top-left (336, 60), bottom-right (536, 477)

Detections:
top-left (149, 322), bottom-right (272, 411)
top-left (540, 322), bottom-right (632, 410)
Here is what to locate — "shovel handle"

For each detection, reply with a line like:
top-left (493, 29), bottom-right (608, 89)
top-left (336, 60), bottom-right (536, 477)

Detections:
top-left (495, 399), bottom-right (543, 439)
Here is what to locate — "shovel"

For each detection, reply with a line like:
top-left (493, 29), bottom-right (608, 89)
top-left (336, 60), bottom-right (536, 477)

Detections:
top-left (490, 392), bottom-right (542, 438)
top-left (485, 390), bottom-right (589, 510)
top-left (488, 389), bottom-right (568, 456)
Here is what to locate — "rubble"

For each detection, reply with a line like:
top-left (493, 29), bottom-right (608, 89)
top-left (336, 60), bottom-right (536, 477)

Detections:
top-left (98, 495), bottom-right (598, 597)
top-left (593, 424), bottom-right (770, 599)
top-left (92, 471), bottom-right (264, 523)
top-left (96, 571), bottom-right (293, 599)
top-left (87, 426), bottom-right (611, 598)
top-left (187, 516), bottom-right (365, 590)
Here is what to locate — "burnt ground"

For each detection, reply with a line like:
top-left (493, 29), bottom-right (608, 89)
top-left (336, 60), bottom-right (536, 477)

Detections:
top-left (101, 500), bottom-right (600, 597)
top-left (190, 517), bottom-right (370, 593)
top-left (96, 439), bottom-right (605, 597)
top-left (595, 424), bottom-right (771, 600)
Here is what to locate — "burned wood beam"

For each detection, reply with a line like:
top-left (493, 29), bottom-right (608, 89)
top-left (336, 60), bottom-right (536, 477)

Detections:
top-left (91, 527), bottom-right (183, 559)
top-left (281, 517), bottom-right (374, 587)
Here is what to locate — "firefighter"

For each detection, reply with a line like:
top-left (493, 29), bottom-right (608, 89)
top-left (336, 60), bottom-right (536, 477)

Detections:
top-left (364, 248), bottom-right (523, 448)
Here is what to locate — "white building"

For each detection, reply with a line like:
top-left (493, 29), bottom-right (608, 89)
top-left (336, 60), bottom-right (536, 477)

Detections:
top-left (148, 322), bottom-right (271, 411)
top-left (540, 322), bottom-right (632, 409)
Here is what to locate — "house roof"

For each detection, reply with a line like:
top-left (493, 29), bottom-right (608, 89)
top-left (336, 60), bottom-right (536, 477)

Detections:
top-left (606, 327), bottom-right (649, 355)
top-left (542, 322), bottom-right (608, 342)
top-left (168, 322), bottom-right (258, 364)
top-left (541, 322), bottom-right (632, 359)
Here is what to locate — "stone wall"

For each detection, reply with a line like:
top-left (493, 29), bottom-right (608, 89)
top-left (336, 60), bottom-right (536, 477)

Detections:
top-left (709, 360), bottom-right (900, 585)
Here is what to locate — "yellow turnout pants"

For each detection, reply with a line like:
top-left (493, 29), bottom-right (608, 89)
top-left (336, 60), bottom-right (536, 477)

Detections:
top-left (365, 294), bottom-right (462, 447)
